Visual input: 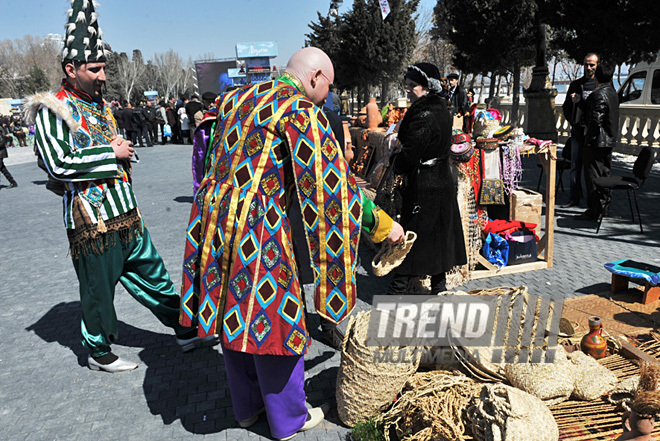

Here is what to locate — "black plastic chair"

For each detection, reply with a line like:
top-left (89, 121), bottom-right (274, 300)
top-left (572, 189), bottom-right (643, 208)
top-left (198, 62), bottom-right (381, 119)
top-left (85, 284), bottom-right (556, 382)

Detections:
top-left (594, 146), bottom-right (657, 233)
top-left (537, 140), bottom-right (571, 193)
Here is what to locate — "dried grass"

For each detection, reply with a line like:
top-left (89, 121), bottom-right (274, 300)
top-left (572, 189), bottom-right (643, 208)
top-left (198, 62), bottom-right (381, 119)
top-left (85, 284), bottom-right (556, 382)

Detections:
top-left (378, 371), bottom-right (481, 441)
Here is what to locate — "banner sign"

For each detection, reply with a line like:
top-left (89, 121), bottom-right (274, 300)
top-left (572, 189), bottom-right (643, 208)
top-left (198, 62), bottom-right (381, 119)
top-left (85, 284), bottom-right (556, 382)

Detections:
top-left (236, 41), bottom-right (278, 59)
top-left (379, 0), bottom-right (390, 19)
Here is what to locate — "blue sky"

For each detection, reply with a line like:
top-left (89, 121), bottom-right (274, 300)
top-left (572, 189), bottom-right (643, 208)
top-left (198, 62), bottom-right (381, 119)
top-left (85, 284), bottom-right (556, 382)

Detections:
top-left (1, 0), bottom-right (437, 67)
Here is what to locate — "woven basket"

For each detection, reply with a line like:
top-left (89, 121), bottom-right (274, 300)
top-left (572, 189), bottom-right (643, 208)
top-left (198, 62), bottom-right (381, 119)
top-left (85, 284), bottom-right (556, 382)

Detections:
top-left (467, 383), bottom-right (559, 441)
top-left (473, 119), bottom-right (500, 139)
top-left (372, 231), bottom-right (417, 277)
top-left (336, 311), bottom-right (420, 427)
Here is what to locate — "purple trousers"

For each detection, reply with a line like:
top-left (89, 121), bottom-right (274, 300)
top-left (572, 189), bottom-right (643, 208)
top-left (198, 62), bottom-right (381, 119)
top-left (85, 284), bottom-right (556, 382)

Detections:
top-left (223, 347), bottom-right (308, 439)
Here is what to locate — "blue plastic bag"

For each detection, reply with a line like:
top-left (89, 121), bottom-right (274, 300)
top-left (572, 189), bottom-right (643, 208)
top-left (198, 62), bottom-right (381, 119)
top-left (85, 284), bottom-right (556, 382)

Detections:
top-left (163, 124), bottom-right (172, 137)
top-left (482, 232), bottom-right (509, 267)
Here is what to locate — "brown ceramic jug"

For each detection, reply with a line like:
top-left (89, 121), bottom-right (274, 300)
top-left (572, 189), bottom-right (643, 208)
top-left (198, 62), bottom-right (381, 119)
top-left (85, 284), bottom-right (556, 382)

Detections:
top-left (366, 97), bottom-right (382, 130)
top-left (580, 316), bottom-right (608, 359)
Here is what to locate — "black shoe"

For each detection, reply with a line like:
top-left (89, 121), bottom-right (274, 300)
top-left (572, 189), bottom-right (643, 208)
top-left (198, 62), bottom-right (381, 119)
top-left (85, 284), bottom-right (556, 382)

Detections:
top-left (561, 200), bottom-right (578, 208)
top-left (8, 182), bottom-right (17, 188)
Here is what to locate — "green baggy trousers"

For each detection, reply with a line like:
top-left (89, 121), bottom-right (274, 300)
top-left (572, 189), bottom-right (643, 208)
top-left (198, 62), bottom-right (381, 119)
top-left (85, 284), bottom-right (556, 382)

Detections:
top-left (72, 224), bottom-right (187, 357)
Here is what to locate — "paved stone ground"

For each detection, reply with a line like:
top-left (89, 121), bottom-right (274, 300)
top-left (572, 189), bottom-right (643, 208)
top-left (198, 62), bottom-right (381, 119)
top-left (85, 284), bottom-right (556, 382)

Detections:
top-left (1, 143), bottom-right (659, 440)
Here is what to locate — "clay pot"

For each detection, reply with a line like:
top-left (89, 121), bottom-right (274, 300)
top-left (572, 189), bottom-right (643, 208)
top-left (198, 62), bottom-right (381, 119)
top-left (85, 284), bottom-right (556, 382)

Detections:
top-left (366, 97), bottom-right (382, 130)
top-left (356, 106), bottom-right (367, 128)
top-left (580, 316), bottom-right (608, 359)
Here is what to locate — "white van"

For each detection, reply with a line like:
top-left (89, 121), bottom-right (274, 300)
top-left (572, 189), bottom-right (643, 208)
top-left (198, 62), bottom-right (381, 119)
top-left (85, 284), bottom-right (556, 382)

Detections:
top-left (618, 57), bottom-right (660, 105)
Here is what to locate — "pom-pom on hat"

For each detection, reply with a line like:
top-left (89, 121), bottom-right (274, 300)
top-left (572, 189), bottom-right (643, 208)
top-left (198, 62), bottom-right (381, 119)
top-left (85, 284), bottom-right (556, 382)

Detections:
top-left (405, 63), bottom-right (443, 93)
top-left (62, 0), bottom-right (109, 63)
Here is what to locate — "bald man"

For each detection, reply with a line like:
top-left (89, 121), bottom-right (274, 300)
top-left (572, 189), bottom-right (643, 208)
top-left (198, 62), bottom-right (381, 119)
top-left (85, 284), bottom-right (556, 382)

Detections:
top-left (180, 47), bottom-right (403, 439)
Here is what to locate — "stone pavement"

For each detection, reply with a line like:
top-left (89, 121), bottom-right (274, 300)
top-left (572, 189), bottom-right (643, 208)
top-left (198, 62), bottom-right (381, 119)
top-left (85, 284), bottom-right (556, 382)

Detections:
top-left (1, 143), bottom-right (659, 441)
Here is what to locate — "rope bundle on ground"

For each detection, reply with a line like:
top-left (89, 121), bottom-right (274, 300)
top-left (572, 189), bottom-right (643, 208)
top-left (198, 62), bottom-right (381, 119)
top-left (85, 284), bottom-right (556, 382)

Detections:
top-left (378, 371), bottom-right (481, 441)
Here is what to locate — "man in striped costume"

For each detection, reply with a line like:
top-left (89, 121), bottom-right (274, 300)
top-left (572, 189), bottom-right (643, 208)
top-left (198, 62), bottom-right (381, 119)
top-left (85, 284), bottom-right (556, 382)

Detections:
top-left (24, 0), bottom-right (215, 373)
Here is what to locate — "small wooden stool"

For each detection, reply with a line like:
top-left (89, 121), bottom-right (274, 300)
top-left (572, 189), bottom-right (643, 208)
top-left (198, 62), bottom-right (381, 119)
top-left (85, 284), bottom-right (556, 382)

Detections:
top-left (605, 259), bottom-right (660, 305)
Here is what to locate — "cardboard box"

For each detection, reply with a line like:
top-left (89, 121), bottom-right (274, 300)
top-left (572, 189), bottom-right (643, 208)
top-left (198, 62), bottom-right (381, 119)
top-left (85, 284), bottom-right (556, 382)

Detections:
top-left (509, 188), bottom-right (542, 236)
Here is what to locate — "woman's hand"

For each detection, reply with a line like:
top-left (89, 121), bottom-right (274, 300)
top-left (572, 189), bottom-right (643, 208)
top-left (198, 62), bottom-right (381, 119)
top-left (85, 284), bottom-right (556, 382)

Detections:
top-left (386, 221), bottom-right (405, 244)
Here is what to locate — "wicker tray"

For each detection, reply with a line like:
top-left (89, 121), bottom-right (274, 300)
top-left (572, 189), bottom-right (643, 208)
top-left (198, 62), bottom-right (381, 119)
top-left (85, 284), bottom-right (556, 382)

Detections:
top-left (548, 354), bottom-right (660, 440)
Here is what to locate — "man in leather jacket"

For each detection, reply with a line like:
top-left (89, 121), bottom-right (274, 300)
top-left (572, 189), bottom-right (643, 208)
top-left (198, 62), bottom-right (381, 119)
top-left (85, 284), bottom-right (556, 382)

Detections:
top-left (448, 73), bottom-right (468, 117)
top-left (562, 53), bottom-right (598, 208)
top-left (577, 60), bottom-right (619, 221)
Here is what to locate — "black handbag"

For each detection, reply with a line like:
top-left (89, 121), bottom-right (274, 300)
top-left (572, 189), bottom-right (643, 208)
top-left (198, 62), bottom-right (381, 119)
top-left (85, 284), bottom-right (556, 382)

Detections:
top-left (373, 153), bottom-right (407, 222)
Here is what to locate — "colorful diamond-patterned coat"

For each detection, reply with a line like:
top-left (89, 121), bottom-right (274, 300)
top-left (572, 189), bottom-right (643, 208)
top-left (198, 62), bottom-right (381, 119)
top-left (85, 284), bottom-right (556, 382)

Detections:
top-left (180, 80), bottom-right (363, 356)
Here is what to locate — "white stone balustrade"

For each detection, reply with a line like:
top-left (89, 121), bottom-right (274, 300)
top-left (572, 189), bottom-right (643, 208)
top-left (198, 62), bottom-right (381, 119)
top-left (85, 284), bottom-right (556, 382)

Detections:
top-left (497, 102), bottom-right (660, 155)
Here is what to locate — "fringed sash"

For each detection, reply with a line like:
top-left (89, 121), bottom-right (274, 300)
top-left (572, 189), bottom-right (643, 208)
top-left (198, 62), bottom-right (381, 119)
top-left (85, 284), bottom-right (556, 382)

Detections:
top-left (67, 196), bottom-right (142, 259)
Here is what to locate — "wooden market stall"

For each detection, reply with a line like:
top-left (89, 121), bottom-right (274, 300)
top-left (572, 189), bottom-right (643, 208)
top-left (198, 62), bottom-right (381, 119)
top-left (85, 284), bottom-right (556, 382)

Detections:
top-left (348, 126), bottom-right (557, 281)
top-left (471, 144), bottom-right (556, 279)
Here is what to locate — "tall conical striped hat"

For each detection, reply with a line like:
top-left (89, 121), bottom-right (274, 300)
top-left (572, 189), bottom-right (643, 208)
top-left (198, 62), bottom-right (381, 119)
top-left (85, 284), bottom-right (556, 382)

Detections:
top-left (62, 0), bottom-right (109, 62)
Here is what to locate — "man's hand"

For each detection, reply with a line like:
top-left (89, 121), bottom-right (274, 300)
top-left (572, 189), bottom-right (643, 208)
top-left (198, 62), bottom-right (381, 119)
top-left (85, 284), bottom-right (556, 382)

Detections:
top-left (570, 93), bottom-right (580, 104)
top-left (111, 136), bottom-right (134, 160)
top-left (386, 221), bottom-right (405, 244)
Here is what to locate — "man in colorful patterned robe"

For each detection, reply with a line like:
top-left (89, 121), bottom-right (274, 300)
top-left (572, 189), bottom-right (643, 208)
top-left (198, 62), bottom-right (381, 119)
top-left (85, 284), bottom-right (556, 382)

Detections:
top-left (180, 47), bottom-right (403, 439)
top-left (24, 0), bottom-right (214, 373)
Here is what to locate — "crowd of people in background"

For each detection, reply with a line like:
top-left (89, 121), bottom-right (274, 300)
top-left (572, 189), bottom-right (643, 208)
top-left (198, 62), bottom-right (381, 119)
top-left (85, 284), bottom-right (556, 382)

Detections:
top-left (108, 93), bottom-right (216, 147)
top-left (1, 113), bottom-right (29, 148)
top-left (0, 113), bottom-right (29, 188)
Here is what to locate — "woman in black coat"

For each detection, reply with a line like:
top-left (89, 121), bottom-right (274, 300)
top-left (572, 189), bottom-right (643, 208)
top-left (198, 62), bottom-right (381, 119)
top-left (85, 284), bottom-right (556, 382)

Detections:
top-left (387, 63), bottom-right (467, 295)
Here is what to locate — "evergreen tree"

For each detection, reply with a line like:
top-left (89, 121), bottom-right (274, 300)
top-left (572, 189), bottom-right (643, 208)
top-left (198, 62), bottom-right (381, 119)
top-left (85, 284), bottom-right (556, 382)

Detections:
top-left (306, 12), bottom-right (358, 92)
top-left (434, 0), bottom-right (537, 119)
top-left (21, 65), bottom-right (50, 95)
top-left (103, 51), bottom-right (123, 101)
top-left (307, 0), bottom-right (419, 107)
top-left (540, 0), bottom-right (660, 65)
top-left (341, 0), bottom-right (419, 106)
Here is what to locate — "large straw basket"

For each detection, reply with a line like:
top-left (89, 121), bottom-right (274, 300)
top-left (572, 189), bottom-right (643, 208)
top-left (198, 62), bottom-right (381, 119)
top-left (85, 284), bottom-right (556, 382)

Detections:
top-left (467, 383), bottom-right (559, 441)
top-left (473, 119), bottom-right (500, 139)
top-left (336, 310), bottom-right (420, 427)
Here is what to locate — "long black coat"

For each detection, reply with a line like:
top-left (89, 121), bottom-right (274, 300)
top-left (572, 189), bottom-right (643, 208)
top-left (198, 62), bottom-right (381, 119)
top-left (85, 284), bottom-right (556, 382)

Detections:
top-left (393, 93), bottom-right (467, 275)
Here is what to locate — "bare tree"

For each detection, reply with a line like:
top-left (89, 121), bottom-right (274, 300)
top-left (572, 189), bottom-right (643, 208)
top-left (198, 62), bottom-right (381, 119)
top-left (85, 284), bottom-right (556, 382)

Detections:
top-left (412, 5), bottom-right (454, 76)
top-left (179, 56), bottom-right (195, 98)
top-left (0, 35), bottom-right (61, 98)
top-left (153, 49), bottom-right (183, 100)
top-left (115, 50), bottom-right (146, 104)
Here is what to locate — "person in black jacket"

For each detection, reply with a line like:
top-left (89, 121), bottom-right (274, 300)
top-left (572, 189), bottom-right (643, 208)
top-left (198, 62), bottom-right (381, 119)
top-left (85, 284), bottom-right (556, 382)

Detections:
top-left (185, 94), bottom-right (203, 140)
top-left (447, 73), bottom-right (468, 117)
top-left (113, 102), bottom-right (125, 137)
top-left (0, 129), bottom-right (17, 188)
top-left (133, 102), bottom-right (153, 147)
top-left (144, 101), bottom-right (158, 144)
top-left (561, 53), bottom-right (599, 208)
top-left (577, 60), bottom-right (620, 221)
top-left (387, 63), bottom-right (467, 295)
top-left (121, 102), bottom-right (137, 145)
